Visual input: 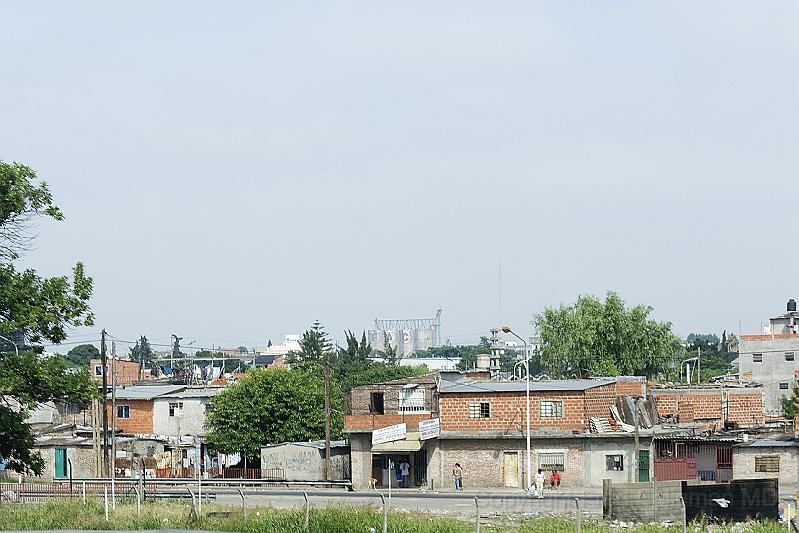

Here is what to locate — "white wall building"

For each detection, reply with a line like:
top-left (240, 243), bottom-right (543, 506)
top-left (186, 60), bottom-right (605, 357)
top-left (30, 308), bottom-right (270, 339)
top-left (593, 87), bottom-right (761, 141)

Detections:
top-left (152, 388), bottom-right (223, 436)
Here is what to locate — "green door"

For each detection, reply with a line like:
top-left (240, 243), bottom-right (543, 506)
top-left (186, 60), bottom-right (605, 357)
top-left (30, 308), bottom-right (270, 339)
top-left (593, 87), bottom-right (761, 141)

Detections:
top-left (638, 450), bottom-right (650, 482)
top-left (54, 448), bottom-right (68, 479)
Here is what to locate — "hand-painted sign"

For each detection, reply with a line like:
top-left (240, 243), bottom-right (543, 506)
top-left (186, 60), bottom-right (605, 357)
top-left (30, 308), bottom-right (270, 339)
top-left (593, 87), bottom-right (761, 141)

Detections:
top-left (419, 418), bottom-right (440, 440)
top-left (372, 423), bottom-right (407, 445)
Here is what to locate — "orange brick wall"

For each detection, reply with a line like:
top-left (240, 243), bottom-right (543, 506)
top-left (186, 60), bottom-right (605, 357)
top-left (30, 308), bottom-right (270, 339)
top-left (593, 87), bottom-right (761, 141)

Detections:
top-left (440, 390), bottom-right (596, 432)
top-left (652, 390), bottom-right (764, 428)
top-left (585, 384), bottom-right (618, 421)
top-left (106, 399), bottom-right (153, 434)
top-left (91, 359), bottom-right (145, 386)
top-left (615, 380), bottom-right (645, 397)
top-left (727, 392), bottom-right (764, 427)
top-left (344, 413), bottom-right (433, 432)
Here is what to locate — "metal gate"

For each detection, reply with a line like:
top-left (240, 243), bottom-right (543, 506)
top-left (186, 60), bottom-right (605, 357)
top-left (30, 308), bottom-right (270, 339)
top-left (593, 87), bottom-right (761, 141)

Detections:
top-left (638, 450), bottom-right (650, 482)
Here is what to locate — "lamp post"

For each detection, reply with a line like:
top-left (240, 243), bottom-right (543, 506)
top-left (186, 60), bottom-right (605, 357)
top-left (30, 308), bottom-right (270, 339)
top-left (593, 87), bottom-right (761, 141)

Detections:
top-left (501, 326), bottom-right (530, 493)
top-left (0, 334), bottom-right (19, 357)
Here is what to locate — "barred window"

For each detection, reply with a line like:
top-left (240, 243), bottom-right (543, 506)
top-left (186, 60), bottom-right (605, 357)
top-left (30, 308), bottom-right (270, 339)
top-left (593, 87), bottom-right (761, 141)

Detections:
top-left (787, 352), bottom-right (795, 362)
top-left (606, 454), bottom-right (624, 471)
top-left (755, 455), bottom-right (779, 473)
top-left (468, 402), bottom-right (490, 419)
top-left (540, 401), bottom-right (563, 418)
top-left (753, 353), bottom-right (763, 363)
top-left (538, 452), bottom-right (565, 472)
top-left (780, 382), bottom-right (789, 390)
top-left (398, 388), bottom-right (426, 412)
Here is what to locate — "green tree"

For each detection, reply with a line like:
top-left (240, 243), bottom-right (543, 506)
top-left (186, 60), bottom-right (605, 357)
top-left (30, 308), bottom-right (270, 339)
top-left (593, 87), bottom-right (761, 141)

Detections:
top-left (129, 335), bottom-right (153, 364)
top-left (287, 320), bottom-right (333, 370)
top-left (535, 291), bottom-right (683, 379)
top-left (782, 386), bottom-right (799, 420)
top-left (205, 368), bottom-right (343, 461)
top-left (64, 343), bottom-right (99, 367)
top-left (0, 161), bottom-right (96, 474)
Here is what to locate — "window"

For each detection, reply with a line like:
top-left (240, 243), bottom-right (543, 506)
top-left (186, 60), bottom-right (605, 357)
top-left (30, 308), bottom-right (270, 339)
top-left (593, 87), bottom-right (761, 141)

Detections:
top-left (204, 403), bottom-right (214, 414)
top-left (755, 455), bottom-right (780, 473)
top-left (116, 405), bottom-right (130, 419)
top-left (94, 365), bottom-right (103, 377)
top-left (540, 401), bottom-right (563, 418)
top-left (787, 352), bottom-right (795, 362)
top-left (606, 454), bottom-right (624, 471)
top-left (369, 392), bottom-right (384, 414)
top-left (468, 402), bottom-right (490, 419)
top-left (538, 452), bottom-right (565, 472)
top-left (169, 402), bottom-right (183, 417)
top-left (780, 382), bottom-right (789, 390)
top-left (753, 353), bottom-right (763, 363)
top-left (399, 388), bottom-right (425, 412)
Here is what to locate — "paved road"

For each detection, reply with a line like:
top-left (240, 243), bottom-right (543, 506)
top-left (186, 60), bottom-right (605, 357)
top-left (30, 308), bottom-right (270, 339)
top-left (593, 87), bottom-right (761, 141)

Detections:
top-left (212, 490), bottom-right (601, 518)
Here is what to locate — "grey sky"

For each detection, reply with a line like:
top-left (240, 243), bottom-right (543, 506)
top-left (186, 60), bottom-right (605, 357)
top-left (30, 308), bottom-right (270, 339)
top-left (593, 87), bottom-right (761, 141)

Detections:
top-left (2, 2), bottom-right (798, 350)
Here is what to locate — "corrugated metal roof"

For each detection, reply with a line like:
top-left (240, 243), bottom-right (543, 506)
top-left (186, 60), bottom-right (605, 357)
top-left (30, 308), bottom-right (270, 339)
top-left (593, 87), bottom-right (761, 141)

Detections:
top-left (262, 440), bottom-right (348, 450)
top-left (439, 378), bottom-right (618, 394)
top-left (159, 387), bottom-right (224, 399)
top-left (109, 385), bottom-right (186, 400)
top-left (743, 439), bottom-right (799, 447)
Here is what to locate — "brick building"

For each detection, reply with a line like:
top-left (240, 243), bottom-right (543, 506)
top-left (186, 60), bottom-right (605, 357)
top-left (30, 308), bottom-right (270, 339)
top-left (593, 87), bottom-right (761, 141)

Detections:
top-left (650, 387), bottom-right (764, 428)
top-left (345, 373), bottom-right (653, 490)
top-left (91, 358), bottom-right (151, 386)
top-left (106, 385), bottom-right (186, 435)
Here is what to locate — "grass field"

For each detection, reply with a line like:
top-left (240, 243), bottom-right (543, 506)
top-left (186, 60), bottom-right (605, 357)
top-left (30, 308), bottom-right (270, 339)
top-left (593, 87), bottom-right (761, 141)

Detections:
top-left (0, 500), bottom-right (789, 533)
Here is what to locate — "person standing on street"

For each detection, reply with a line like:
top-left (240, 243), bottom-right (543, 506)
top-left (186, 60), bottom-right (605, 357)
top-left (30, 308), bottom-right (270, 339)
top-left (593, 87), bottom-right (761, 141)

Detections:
top-left (453, 463), bottom-right (463, 491)
top-left (400, 460), bottom-right (410, 488)
top-left (534, 468), bottom-right (545, 499)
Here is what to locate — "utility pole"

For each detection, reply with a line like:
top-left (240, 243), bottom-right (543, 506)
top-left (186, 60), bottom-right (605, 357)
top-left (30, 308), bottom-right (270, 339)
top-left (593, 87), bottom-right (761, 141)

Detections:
top-left (324, 352), bottom-right (332, 480)
top-left (111, 341), bottom-right (117, 494)
top-left (101, 329), bottom-right (109, 478)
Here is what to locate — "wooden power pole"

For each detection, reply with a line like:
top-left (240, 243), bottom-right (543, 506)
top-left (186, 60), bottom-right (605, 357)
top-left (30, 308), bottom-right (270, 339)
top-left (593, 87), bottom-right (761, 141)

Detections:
top-left (324, 353), bottom-right (332, 480)
top-left (101, 329), bottom-right (109, 478)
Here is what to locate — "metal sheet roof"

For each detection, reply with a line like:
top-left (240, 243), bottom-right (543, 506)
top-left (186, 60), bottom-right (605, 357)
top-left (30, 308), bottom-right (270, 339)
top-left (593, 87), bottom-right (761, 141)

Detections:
top-left (743, 439), bottom-right (799, 447)
top-left (159, 387), bottom-right (224, 399)
top-left (439, 378), bottom-right (618, 394)
top-left (108, 385), bottom-right (186, 400)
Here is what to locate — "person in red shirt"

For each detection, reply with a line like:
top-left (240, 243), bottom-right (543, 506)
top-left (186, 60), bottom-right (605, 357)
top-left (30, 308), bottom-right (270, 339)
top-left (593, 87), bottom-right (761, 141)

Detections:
top-left (549, 470), bottom-right (561, 489)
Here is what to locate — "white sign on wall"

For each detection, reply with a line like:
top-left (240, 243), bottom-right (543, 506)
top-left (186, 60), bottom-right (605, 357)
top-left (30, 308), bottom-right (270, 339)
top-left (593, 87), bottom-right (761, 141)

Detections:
top-left (419, 418), bottom-right (440, 440)
top-left (372, 423), bottom-right (407, 445)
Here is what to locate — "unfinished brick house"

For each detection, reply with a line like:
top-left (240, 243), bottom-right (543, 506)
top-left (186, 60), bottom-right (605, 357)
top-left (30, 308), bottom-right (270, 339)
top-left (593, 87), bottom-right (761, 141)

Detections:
top-left (345, 372), bottom-right (653, 490)
top-left (650, 387), bottom-right (765, 429)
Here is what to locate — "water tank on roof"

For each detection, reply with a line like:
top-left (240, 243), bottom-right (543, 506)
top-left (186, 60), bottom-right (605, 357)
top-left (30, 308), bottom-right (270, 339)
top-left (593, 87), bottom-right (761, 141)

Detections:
top-left (789, 299), bottom-right (797, 312)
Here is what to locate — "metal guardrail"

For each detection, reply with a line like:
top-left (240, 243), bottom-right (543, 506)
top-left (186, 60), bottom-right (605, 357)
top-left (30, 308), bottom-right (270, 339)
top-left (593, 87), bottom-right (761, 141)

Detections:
top-left (51, 478), bottom-right (353, 489)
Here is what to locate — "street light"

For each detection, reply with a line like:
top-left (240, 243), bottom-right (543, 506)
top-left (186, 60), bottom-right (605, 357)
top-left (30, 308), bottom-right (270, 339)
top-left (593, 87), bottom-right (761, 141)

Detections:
top-left (501, 325), bottom-right (531, 493)
top-left (0, 334), bottom-right (19, 357)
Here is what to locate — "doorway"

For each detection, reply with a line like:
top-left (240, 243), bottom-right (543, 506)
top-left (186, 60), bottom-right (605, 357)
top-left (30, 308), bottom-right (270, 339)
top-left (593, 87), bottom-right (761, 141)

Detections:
top-left (638, 450), bottom-right (650, 482)
top-left (503, 451), bottom-right (519, 488)
top-left (54, 448), bottom-right (68, 479)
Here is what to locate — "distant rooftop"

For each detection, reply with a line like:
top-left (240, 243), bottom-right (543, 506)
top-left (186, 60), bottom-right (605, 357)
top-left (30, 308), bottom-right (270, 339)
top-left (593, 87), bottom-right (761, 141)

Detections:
top-left (262, 439), bottom-right (348, 449)
top-left (160, 387), bottom-right (224, 399)
top-left (108, 384), bottom-right (186, 400)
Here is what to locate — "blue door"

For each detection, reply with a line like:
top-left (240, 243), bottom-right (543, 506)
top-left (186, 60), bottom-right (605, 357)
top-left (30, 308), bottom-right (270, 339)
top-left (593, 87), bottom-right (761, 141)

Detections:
top-left (54, 448), bottom-right (68, 479)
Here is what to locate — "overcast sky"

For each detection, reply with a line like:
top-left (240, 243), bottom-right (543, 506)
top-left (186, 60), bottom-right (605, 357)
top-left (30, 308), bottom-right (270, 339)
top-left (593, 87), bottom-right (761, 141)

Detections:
top-left (2, 2), bottom-right (798, 351)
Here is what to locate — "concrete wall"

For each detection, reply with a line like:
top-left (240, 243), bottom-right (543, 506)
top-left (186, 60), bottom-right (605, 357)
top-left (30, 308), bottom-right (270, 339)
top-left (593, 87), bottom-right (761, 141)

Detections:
top-left (605, 480), bottom-right (683, 522)
top-left (733, 446), bottom-right (799, 486)
top-left (33, 446), bottom-right (95, 481)
top-left (152, 398), bottom-right (209, 435)
top-left (349, 434), bottom-right (372, 489)
top-left (261, 444), bottom-right (349, 481)
top-left (582, 437), bottom-right (652, 487)
top-left (739, 335), bottom-right (799, 415)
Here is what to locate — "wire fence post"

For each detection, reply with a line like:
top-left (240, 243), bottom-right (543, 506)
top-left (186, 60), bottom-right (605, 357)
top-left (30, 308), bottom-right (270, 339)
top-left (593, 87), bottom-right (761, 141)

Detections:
top-left (575, 498), bottom-right (581, 533)
top-left (135, 485), bottom-right (141, 518)
top-left (82, 481), bottom-right (86, 505)
top-left (303, 491), bottom-right (310, 529)
top-left (474, 496), bottom-right (480, 533)
top-left (680, 496), bottom-right (687, 533)
top-left (187, 487), bottom-right (197, 520)
top-left (237, 489), bottom-right (246, 518)
top-left (103, 487), bottom-right (109, 522)
top-left (380, 493), bottom-right (388, 533)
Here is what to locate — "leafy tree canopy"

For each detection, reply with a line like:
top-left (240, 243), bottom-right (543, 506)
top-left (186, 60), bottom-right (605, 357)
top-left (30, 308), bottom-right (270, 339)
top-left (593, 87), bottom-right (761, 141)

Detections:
top-left (535, 291), bottom-right (683, 378)
top-left (129, 335), bottom-right (153, 364)
top-left (0, 161), bottom-right (96, 474)
top-left (64, 343), bottom-right (99, 367)
top-left (205, 368), bottom-right (343, 461)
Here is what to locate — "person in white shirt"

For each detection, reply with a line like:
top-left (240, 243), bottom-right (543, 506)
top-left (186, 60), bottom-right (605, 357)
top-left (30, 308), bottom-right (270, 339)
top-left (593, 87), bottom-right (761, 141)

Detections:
top-left (400, 461), bottom-right (410, 488)
top-left (534, 468), bottom-right (545, 499)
